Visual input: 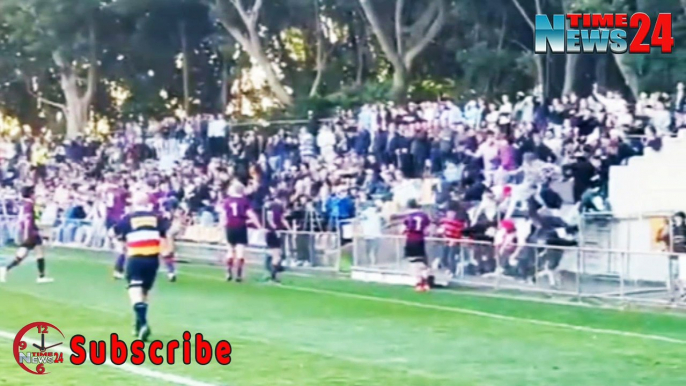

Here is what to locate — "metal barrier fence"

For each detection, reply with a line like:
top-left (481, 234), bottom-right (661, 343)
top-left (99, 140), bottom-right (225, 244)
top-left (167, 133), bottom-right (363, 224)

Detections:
top-left (351, 233), bottom-right (686, 307)
top-left (0, 216), bottom-right (343, 272)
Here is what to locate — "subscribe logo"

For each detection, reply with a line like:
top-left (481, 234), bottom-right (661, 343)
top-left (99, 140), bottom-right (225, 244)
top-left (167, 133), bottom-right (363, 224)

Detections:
top-left (13, 322), bottom-right (232, 374)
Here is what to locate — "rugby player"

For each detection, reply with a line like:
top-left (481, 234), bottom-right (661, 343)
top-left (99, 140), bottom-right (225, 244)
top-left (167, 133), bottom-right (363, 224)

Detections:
top-left (113, 191), bottom-right (167, 341)
top-left (104, 174), bottom-right (130, 280)
top-left (161, 198), bottom-right (182, 282)
top-left (222, 181), bottom-right (261, 282)
top-left (402, 199), bottom-right (431, 292)
top-left (148, 179), bottom-right (164, 213)
top-left (263, 195), bottom-right (291, 282)
top-left (0, 186), bottom-right (53, 283)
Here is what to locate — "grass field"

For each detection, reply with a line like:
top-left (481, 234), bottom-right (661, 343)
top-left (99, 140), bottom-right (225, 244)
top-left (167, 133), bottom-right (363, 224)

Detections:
top-left (1, 247), bottom-right (685, 386)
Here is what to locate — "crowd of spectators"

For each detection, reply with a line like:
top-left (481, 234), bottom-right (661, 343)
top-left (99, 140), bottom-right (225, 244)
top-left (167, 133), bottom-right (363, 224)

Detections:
top-left (0, 82), bottom-right (684, 279)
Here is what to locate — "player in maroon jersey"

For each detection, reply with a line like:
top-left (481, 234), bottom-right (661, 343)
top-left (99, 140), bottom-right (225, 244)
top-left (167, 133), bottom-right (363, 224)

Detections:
top-left (148, 180), bottom-right (165, 213)
top-left (222, 181), bottom-right (261, 282)
top-left (160, 200), bottom-right (182, 283)
top-left (402, 199), bottom-right (432, 292)
top-left (105, 174), bottom-right (130, 280)
top-left (0, 186), bottom-right (53, 284)
top-left (263, 196), bottom-right (291, 282)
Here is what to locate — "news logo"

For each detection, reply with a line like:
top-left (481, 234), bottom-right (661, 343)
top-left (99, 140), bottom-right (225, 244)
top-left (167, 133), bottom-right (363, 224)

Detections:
top-left (12, 322), bottom-right (66, 375)
top-left (535, 13), bottom-right (674, 54)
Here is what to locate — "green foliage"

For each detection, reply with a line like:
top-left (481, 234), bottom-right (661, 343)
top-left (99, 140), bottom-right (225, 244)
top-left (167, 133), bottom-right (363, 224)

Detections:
top-left (456, 42), bottom-right (534, 98)
top-left (0, 0), bottom-right (684, 130)
top-left (408, 79), bottom-right (456, 101)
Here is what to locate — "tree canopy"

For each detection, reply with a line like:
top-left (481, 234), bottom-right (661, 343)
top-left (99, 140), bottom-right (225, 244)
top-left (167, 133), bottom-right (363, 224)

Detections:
top-left (0, 0), bottom-right (681, 137)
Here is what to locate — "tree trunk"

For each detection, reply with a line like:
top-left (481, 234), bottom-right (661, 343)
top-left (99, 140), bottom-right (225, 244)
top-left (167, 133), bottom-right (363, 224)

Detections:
top-left (220, 57), bottom-right (230, 112)
top-left (535, 55), bottom-right (545, 94)
top-left (214, 0), bottom-right (294, 106)
top-left (562, 54), bottom-right (579, 95)
top-left (353, 14), bottom-right (367, 87)
top-left (390, 66), bottom-right (408, 101)
top-left (249, 40), bottom-right (294, 106)
top-left (309, 0), bottom-right (325, 98)
top-left (561, 5), bottom-right (577, 96)
top-left (612, 52), bottom-right (639, 99)
top-left (60, 72), bottom-right (89, 139)
top-left (179, 20), bottom-right (191, 114)
top-left (51, 22), bottom-right (97, 139)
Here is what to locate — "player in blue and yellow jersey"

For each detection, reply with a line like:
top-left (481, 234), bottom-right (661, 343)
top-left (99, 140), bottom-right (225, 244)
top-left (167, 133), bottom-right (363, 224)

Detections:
top-left (0, 186), bottom-right (53, 284)
top-left (113, 191), bottom-right (168, 342)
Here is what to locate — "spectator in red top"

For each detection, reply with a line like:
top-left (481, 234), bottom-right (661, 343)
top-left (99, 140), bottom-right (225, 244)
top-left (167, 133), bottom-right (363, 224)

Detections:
top-left (437, 208), bottom-right (467, 276)
top-left (493, 219), bottom-right (519, 275)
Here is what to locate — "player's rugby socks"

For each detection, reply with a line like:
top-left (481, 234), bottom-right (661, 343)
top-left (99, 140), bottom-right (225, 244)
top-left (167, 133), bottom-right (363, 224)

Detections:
top-left (133, 302), bottom-right (148, 327)
top-left (164, 256), bottom-right (176, 275)
top-left (264, 254), bottom-right (272, 272)
top-left (114, 254), bottom-right (125, 273)
top-left (270, 263), bottom-right (279, 280)
top-left (237, 258), bottom-right (245, 279)
top-left (227, 257), bottom-right (235, 276)
top-left (36, 258), bottom-right (45, 278)
top-left (6, 258), bottom-right (21, 271)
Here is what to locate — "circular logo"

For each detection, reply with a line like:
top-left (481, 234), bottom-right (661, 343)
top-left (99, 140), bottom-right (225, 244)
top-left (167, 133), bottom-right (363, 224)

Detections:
top-left (13, 322), bottom-right (65, 375)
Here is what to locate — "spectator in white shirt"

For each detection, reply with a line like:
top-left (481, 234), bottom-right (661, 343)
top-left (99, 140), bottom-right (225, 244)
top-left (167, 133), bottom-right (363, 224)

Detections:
top-left (207, 114), bottom-right (227, 157)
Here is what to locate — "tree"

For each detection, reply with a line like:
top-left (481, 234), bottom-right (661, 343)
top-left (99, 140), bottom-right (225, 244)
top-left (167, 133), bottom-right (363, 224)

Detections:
top-left (358, 0), bottom-right (447, 100)
top-left (509, 0), bottom-right (544, 91)
top-left (209, 0), bottom-right (294, 106)
top-left (112, 0), bottom-right (216, 116)
top-left (0, 0), bottom-right (112, 138)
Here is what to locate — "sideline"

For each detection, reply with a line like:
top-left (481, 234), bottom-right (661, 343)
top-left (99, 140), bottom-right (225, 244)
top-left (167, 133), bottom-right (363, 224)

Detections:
top-left (0, 331), bottom-right (220, 386)
top-left (5, 251), bottom-right (686, 346)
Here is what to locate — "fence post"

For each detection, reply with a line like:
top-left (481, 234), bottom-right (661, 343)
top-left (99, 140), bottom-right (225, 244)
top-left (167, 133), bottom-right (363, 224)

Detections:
top-left (396, 235), bottom-right (402, 271)
top-left (575, 246), bottom-right (582, 301)
top-left (351, 223), bottom-right (357, 269)
top-left (619, 251), bottom-right (626, 303)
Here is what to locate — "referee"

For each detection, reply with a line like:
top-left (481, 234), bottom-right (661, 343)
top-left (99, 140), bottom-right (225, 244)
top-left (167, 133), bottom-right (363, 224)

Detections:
top-left (113, 191), bottom-right (168, 341)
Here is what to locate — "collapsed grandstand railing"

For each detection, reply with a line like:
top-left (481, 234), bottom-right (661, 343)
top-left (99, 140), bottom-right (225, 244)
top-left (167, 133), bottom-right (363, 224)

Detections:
top-left (350, 233), bottom-right (686, 307)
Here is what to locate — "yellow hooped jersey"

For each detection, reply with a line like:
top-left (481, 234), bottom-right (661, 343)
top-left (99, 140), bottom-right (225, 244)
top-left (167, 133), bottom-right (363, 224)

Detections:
top-left (113, 211), bottom-right (167, 258)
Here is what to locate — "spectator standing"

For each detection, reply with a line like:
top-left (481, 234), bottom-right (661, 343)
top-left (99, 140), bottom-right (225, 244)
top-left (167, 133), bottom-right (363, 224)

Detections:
top-left (207, 114), bottom-right (228, 158)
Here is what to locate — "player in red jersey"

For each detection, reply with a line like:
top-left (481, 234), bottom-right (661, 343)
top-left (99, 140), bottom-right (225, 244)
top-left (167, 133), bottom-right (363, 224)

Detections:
top-left (160, 199), bottom-right (183, 282)
top-left (437, 208), bottom-right (466, 277)
top-left (0, 186), bottom-right (53, 283)
top-left (402, 199), bottom-right (432, 292)
top-left (104, 174), bottom-right (130, 280)
top-left (263, 195), bottom-right (291, 282)
top-left (222, 181), bottom-right (261, 282)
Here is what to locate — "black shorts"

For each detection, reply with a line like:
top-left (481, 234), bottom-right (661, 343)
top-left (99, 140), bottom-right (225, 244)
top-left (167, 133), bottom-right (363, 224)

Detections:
top-left (126, 257), bottom-right (160, 293)
top-left (226, 226), bottom-right (249, 246)
top-left (106, 218), bottom-right (118, 230)
top-left (20, 234), bottom-right (42, 250)
top-left (404, 239), bottom-right (427, 264)
top-left (266, 231), bottom-right (281, 249)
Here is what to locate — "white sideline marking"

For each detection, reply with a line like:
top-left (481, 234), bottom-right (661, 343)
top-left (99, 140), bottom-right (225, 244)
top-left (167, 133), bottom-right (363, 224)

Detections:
top-left (0, 331), bottom-right (219, 386)
top-left (180, 270), bottom-right (686, 346)
top-left (279, 285), bottom-right (686, 345)
top-left (4, 251), bottom-right (686, 346)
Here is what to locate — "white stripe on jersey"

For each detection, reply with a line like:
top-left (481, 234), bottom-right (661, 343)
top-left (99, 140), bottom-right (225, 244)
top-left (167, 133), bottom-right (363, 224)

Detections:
top-left (126, 230), bottom-right (161, 243)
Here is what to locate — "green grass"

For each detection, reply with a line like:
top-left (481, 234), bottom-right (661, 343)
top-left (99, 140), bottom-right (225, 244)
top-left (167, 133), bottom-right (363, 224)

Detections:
top-left (0, 248), bottom-right (685, 386)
